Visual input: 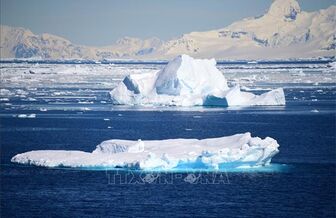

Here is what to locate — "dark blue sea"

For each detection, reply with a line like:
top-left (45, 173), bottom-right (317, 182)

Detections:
top-left (0, 62), bottom-right (335, 217)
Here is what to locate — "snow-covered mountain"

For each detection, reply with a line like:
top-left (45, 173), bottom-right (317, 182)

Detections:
top-left (0, 25), bottom-right (96, 59)
top-left (155, 0), bottom-right (335, 59)
top-left (1, 0), bottom-right (335, 60)
top-left (0, 25), bottom-right (162, 59)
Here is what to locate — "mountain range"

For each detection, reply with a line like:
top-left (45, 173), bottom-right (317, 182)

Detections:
top-left (0, 0), bottom-right (335, 60)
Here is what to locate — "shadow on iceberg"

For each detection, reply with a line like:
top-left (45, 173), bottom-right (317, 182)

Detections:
top-left (110, 54), bottom-right (286, 107)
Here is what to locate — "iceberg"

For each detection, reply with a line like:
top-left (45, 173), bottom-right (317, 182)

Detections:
top-left (11, 133), bottom-right (279, 170)
top-left (110, 54), bottom-right (286, 107)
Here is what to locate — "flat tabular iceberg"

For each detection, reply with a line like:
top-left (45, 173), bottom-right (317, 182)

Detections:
top-left (110, 54), bottom-right (286, 107)
top-left (11, 133), bottom-right (279, 170)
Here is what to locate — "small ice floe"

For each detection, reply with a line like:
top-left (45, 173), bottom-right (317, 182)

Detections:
top-left (118, 114), bottom-right (122, 117)
top-left (17, 114), bottom-right (36, 118)
top-left (0, 98), bottom-right (9, 102)
top-left (241, 86), bottom-right (271, 91)
top-left (327, 61), bottom-right (336, 69)
top-left (316, 90), bottom-right (323, 93)
top-left (103, 118), bottom-right (110, 121)
top-left (27, 97), bottom-right (37, 101)
top-left (193, 115), bottom-right (202, 119)
top-left (78, 101), bottom-right (94, 104)
top-left (16, 89), bottom-right (28, 95)
top-left (0, 89), bottom-right (12, 96)
top-left (185, 128), bottom-right (193, 131)
top-left (311, 109), bottom-right (319, 113)
top-left (291, 69), bottom-right (306, 77)
top-left (312, 99), bottom-right (318, 102)
top-left (107, 126), bottom-right (112, 129)
top-left (52, 92), bottom-right (62, 96)
top-left (40, 108), bottom-right (48, 112)
top-left (100, 101), bottom-right (107, 104)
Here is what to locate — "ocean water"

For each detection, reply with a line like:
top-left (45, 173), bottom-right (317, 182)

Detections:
top-left (0, 61), bottom-right (335, 217)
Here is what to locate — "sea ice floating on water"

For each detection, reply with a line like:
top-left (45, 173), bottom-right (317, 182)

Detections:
top-left (11, 133), bottom-right (279, 170)
top-left (110, 54), bottom-right (286, 107)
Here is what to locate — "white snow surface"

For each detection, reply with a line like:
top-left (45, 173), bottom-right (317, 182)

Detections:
top-left (1, 0), bottom-right (334, 60)
top-left (11, 133), bottom-right (280, 170)
top-left (110, 55), bottom-right (286, 106)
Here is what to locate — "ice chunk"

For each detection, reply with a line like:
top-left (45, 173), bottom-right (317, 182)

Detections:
top-left (11, 133), bottom-right (280, 170)
top-left (328, 61), bottom-right (336, 70)
top-left (155, 54), bottom-right (228, 96)
top-left (110, 55), bottom-right (285, 107)
top-left (0, 88), bottom-right (12, 96)
top-left (215, 87), bottom-right (285, 106)
top-left (17, 114), bottom-right (36, 118)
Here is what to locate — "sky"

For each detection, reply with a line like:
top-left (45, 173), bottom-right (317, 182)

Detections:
top-left (1, 0), bottom-right (335, 46)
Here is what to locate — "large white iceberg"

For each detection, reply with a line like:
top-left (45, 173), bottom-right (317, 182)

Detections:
top-left (110, 54), bottom-right (285, 107)
top-left (11, 133), bottom-right (279, 170)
